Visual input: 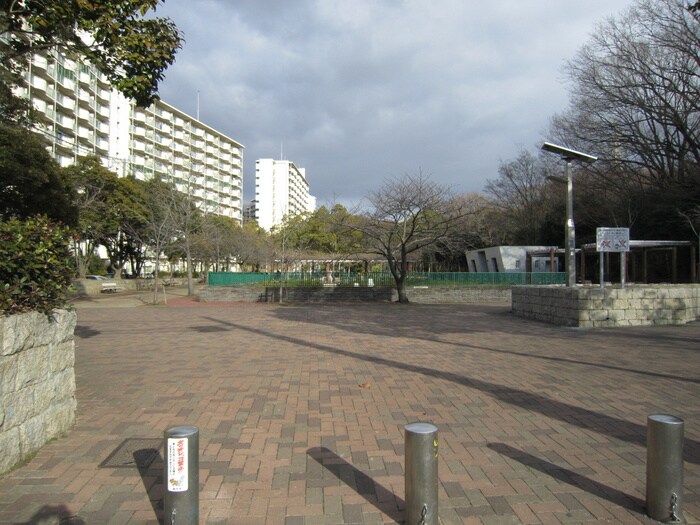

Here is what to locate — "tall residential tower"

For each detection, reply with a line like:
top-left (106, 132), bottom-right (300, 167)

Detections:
top-left (18, 49), bottom-right (244, 220)
top-left (254, 159), bottom-right (316, 231)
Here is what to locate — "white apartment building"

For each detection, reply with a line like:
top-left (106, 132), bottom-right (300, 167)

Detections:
top-left (255, 159), bottom-right (316, 231)
top-left (18, 50), bottom-right (244, 221)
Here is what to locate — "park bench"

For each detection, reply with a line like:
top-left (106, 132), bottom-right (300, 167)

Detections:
top-left (100, 282), bottom-right (122, 293)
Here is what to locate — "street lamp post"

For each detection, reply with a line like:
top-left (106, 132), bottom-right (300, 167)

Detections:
top-left (542, 142), bottom-right (597, 287)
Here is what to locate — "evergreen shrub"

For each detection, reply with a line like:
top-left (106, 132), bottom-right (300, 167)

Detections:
top-left (0, 216), bottom-right (74, 316)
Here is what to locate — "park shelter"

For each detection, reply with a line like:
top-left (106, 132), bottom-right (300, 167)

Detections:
top-left (465, 246), bottom-right (560, 273)
top-left (579, 240), bottom-right (696, 284)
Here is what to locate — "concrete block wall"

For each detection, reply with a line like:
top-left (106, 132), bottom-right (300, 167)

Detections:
top-left (200, 285), bottom-right (512, 304)
top-left (201, 285), bottom-right (394, 303)
top-left (0, 310), bottom-right (77, 474)
top-left (512, 285), bottom-right (700, 327)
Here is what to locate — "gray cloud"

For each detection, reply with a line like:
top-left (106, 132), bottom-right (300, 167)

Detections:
top-left (156, 0), bottom-right (632, 207)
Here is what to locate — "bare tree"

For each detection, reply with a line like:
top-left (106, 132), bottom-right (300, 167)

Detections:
top-left (546, 0), bottom-right (700, 244)
top-left (166, 174), bottom-right (204, 296)
top-left (484, 150), bottom-right (556, 245)
top-left (125, 178), bottom-right (178, 304)
top-left (553, 0), bottom-right (700, 186)
top-left (421, 193), bottom-right (494, 270)
top-left (347, 172), bottom-right (470, 303)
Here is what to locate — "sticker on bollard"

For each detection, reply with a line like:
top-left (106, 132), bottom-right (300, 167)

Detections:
top-left (167, 436), bottom-right (189, 492)
top-left (164, 425), bottom-right (199, 525)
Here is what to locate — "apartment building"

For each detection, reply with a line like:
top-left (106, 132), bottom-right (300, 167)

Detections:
top-left (255, 159), bottom-right (316, 231)
top-left (17, 50), bottom-right (244, 221)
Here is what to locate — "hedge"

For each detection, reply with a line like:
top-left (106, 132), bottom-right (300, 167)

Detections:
top-left (0, 216), bottom-right (74, 316)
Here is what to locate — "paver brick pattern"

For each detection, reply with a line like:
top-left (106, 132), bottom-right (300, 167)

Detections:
top-left (0, 300), bottom-right (698, 524)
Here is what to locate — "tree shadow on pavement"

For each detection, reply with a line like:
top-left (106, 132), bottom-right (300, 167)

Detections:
top-left (23, 505), bottom-right (86, 524)
top-left (202, 316), bottom-right (700, 466)
top-left (269, 305), bottom-right (700, 385)
top-left (487, 443), bottom-right (645, 513)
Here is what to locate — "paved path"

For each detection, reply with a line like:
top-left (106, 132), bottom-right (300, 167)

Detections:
top-left (1, 294), bottom-right (699, 524)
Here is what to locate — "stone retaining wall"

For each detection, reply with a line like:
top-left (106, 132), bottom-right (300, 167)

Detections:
top-left (403, 286), bottom-right (511, 304)
top-left (200, 285), bottom-right (512, 304)
top-left (0, 310), bottom-right (77, 474)
top-left (512, 285), bottom-right (700, 327)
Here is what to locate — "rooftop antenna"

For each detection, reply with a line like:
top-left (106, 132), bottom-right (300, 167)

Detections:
top-left (196, 90), bottom-right (200, 121)
top-left (280, 141), bottom-right (284, 161)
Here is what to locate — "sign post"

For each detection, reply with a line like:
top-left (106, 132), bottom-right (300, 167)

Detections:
top-left (596, 228), bottom-right (630, 289)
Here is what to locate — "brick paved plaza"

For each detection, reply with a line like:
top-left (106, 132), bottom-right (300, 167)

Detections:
top-left (1, 296), bottom-right (699, 524)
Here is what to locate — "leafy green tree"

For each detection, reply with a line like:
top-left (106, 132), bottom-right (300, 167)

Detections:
top-left (0, 123), bottom-right (76, 224)
top-left (93, 175), bottom-right (157, 277)
top-left (62, 156), bottom-right (120, 276)
top-left (194, 214), bottom-right (243, 272)
top-left (235, 221), bottom-right (272, 272)
top-left (1, 0), bottom-right (182, 108)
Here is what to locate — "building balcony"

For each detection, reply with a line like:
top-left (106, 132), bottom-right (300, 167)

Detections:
top-left (77, 107), bottom-right (93, 122)
top-left (55, 95), bottom-right (76, 111)
top-left (96, 138), bottom-right (110, 151)
top-left (78, 70), bottom-right (93, 85)
top-left (32, 54), bottom-right (49, 70)
top-left (55, 75), bottom-right (76, 93)
top-left (29, 74), bottom-right (49, 93)
top-left (57, 115), bottom-right (75, 129)
top-left (77, 127), bottom-right (93, 141)
top-left (96, 105), bottom-right (110, 121)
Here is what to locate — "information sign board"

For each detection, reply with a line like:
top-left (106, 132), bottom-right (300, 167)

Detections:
top-left (596, 227), bottom-right (630, 252)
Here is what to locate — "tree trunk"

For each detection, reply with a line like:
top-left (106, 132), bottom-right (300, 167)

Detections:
top-left (186, 239), bottom-right (194, 296)
top-left (396, 279), bottom-right (409, 303)
top-left (152, 257), bottom-right (160, 305)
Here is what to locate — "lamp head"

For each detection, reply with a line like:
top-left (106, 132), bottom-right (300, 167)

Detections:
top-left (542, 142), bottom-right (597, 163)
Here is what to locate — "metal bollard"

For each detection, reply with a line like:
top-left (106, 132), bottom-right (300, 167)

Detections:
top-left (646, 414), bottom-right (684, 523)
top-left (405, 422), bottom-right (438, 525)
top-left (164, 425), bottom-right (199, 525)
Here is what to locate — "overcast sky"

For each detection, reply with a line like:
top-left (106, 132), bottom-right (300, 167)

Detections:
top-left (155, 0), bottom-right (633, 208)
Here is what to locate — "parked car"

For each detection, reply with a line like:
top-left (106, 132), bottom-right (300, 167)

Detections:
top-left (85, 275), bottom-right (109, 280)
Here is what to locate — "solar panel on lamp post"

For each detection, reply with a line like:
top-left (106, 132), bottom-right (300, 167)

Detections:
top-left (541, 142), bottom-right (597, 287)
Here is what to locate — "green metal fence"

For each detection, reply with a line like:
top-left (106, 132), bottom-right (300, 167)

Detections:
top-left (207, 271), bottom-right (566, 287)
